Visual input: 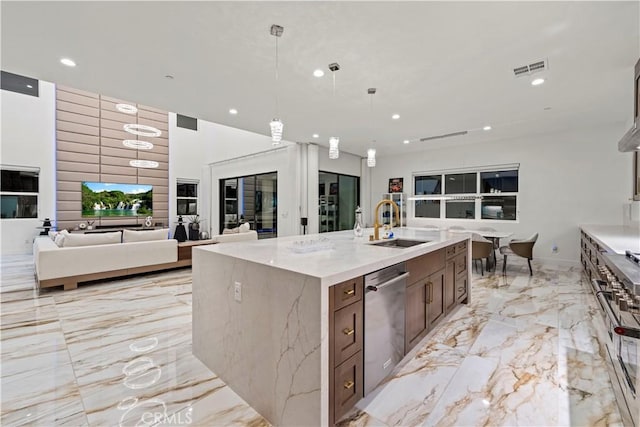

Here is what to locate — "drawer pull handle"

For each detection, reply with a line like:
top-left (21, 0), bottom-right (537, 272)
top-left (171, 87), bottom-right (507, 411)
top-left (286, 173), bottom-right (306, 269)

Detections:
top-left (343, 328), bottom-right (355, 336)
top-left (458, 287), bottom-right (464, 292)
top-left (344, 380), bottom-right (355, 390)
top-left (343, 289), bottom-right (355, 296)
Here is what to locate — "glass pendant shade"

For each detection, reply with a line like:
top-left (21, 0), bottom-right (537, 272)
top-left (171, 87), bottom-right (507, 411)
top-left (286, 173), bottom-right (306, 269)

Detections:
top-left (367, 148), bottom-right (376, 167)
top-left (329, 137), bottom-right (340, 159)
top-left (270, 119), bottom-right (283, 145)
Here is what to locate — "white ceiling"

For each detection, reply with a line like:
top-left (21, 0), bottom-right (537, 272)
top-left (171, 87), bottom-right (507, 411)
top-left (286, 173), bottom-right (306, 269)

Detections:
top-left (1, 1), bottom-right (638, 157)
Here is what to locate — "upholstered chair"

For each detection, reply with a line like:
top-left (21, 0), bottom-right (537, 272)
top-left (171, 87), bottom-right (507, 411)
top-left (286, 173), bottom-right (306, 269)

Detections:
top-left (477, 226), bottom-right (498, 261)
top-left (471, 233), bottom-right (493, 276)
top-left (500, 233), bottom-right (539, 276)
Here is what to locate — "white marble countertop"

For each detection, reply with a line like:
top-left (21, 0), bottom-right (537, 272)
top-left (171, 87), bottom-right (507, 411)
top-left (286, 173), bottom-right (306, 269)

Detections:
top-left (580, 224), bottom-right (640, 255)
top-left (194, 227), bottom-right (468, 286)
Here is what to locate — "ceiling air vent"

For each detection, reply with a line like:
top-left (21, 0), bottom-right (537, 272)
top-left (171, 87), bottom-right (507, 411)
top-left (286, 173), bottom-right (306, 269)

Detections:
top-left (419, 130), bottom-right (468, 142)
top-left (513, 59), bottom-right (548, 77)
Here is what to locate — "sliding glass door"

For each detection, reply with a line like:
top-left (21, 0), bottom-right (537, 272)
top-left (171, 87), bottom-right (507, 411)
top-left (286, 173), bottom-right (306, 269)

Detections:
top-left (220, 172), bottom-right (277, 239)
top-left (319, 172), bottom-right (360, 233)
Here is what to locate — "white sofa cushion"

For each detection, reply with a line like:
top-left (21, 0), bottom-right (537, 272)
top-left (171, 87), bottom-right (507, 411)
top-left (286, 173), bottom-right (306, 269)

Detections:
top-left (123, 228), bottom-right (168, 243)
top-left (62, 231), bottom-right (122, 247)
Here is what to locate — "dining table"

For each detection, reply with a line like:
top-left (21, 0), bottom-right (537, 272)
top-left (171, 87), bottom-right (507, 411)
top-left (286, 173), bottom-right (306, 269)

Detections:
top-left (448, 229), bottom-right (514, 271)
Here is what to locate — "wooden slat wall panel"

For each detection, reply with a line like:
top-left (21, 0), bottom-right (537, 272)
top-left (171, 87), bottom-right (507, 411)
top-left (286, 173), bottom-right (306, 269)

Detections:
top-left (57, 85), bottom-right (100, 98)
top-left (57, 131), bottom-right (100, 145)
top-left (57, 100), bottom-right (99, 117)
top-left (57, 110), bottom-right (100, 127)
top-left (56, 90), bottom-right (99, 108)
top-left (57, 151), bottom-right (99, 164)
top-left (56, 89), bottom-right (169, 230)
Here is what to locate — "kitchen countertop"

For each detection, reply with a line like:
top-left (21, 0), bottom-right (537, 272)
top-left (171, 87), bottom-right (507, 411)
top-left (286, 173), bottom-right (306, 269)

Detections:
top-left (580, 224), bottom-right (640, 255)
top-left (195, 227), bottom-right (468, 286)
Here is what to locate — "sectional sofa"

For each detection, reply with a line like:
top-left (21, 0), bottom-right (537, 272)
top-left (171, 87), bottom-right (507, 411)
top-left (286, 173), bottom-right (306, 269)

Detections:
top-left (34, 228), bottom-right (258, 291)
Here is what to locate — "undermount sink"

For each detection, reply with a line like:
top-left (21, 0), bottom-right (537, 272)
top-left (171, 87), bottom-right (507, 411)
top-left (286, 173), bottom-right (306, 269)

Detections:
top-left (371, 239), bottom-right (430, 248)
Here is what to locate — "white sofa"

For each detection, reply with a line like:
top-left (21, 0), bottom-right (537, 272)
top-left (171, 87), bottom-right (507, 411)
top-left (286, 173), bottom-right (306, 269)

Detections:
top-left (211, 230), bottom-right (258, 243)
top-left (34, 233), bottom-right (179, 291)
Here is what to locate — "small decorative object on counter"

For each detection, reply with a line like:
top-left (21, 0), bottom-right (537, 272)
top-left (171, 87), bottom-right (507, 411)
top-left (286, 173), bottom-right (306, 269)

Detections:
top-left (353, 206), bottom-right (364, 237)
top-left (188, 214), bottom-right (200, 241)
top-left (78, 222), bottom-right (87, 230)
top-left (144, 216), bottom-right (153, 228)
top-left (174, 216), bottom-right (187, 242)
top-left (86, 220), bottom-right (95, 230)
top-left (38, 218), bottom-right (54, 235)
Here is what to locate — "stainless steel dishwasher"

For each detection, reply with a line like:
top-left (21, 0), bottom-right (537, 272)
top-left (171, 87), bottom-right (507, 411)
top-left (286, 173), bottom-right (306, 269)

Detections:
top-left (364, 262), bottom-right (410, 395)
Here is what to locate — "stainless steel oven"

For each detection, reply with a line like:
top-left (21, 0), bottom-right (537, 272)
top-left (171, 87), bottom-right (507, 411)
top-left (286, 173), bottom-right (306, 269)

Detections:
top-left (589, 253), bottom-right (640, 427)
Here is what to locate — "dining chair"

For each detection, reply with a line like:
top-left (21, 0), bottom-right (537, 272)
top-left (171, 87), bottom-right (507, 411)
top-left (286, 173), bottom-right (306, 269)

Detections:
top-left (471, 233), bottom-right (493, 276)
top-left (477, 226), bottom-right (498, 263)
top-left (499, 233), bottom-right (539, 276)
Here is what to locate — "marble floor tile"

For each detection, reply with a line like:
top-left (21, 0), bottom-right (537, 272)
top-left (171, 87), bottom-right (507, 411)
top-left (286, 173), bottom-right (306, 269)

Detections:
top-left (1, 254), bottom-right (624, 427)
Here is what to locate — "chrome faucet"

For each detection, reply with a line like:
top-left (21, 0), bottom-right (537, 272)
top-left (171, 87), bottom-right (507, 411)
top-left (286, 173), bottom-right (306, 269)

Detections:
top-left (373, 199), bottom-right (400, 241)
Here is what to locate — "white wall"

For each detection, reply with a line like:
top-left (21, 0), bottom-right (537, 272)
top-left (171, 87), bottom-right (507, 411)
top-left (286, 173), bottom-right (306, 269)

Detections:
top-left (208, 145), bottom-right (300, 237)
top-left (0, 82), bottom-right (56, 255)
top-left (318, 147), bottom-right (362, 177)
top-left (168, 114), bottom-right (297, 237)
top-left (369, 124), bottom-right (632, 264)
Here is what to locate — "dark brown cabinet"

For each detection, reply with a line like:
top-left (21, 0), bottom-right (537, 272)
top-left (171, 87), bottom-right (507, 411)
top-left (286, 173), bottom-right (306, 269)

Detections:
top-left (329, 276), bottom-right (364, 424)
top-left (444, 242), bottom-right (468, 314)
top-left (405, 277), bottom-right (429, 353)
top-left (427, 269), bottom-right (445, 326)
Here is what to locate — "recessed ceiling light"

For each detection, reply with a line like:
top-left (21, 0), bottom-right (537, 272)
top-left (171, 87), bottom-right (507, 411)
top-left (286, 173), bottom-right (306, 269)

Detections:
top-left (229, 108), bottom-right (238, 115)
top-left (312, 134), bottom-right (319, 138)
top-left (60, 58), bottom-right (76, 67)
top-left (165, 75), bottom-right (174, 80)
top-left (544, 107), bottom-right (552, 110)
top-left (392, 114), bottom-right (400, 120)
top-left (403, 140), bottom-right (410, 144)
top-left (26, 84), bottom-right (33, 89)
top-left (483, 125), bottom-right (492, 131)
top-left (531, 78), bottom-right (545, 86)
top-left (313, 69), bottom-right (324, 78)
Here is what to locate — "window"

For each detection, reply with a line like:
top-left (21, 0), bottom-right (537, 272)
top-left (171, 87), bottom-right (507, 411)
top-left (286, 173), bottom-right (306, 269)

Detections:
top-left (0, 169), bottom-right (39, 218)
top-left (177, 181), bottom-right (198, 216)
top-left (414, 175), bottom-right (441, 219)
top-left (413, 166), bottom-right (519, 221)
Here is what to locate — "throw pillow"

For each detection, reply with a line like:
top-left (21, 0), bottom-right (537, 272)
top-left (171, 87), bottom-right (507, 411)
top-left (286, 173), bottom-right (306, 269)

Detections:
top-left (239, 222), bottom-right (251, 232)
top-left (53, 229), bottom-right (70, 247)
top-left (62, 231), bottom-right (121, 248)
top-left (122, 228), bottom-right (168, 243)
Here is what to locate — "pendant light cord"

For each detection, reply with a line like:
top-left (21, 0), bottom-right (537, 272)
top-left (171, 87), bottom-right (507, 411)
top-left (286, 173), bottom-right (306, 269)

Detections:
top-left (275, 36), bottom-right (279, 117)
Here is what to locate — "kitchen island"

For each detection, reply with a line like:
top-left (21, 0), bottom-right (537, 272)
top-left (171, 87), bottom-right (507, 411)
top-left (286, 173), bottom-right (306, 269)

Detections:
top-left (192, 228), bottom-right (471, 426)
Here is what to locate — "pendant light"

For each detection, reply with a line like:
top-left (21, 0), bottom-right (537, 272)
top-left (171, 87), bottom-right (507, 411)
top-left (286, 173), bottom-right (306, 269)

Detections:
top-left (328, 62), bottom-right (340, 159)
top-left (367, 88), bottom-right (377, 167)
top-left (270, 24), bottom-right (284, 145)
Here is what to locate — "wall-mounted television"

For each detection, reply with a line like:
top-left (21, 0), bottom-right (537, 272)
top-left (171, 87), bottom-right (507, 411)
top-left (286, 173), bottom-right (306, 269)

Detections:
top-left (81, 182), bottom-right (152, 217)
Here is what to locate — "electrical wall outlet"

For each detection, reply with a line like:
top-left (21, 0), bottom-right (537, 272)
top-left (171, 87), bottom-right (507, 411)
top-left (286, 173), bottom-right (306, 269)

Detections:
top-left (552, 244), bottom-right (558, 253)
top-left (234, 282), bottom-right (242, 302)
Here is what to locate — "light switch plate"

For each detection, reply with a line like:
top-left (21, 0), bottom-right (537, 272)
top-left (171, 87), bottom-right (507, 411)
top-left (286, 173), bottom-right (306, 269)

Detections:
top-left (234, 282), bottom-right (242, 302)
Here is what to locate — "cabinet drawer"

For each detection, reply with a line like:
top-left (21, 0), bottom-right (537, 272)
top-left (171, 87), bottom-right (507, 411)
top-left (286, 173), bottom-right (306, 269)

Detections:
top-left (332, 277), bottom-right (363, 311)
top-left (445, 244), bottom-right (456, 259)
top-left (455, 253), bottom-right (467, 276)
top-left (456, 272), bottom-right (468, 301)
top-left (455, 241), bottom-right (467, 252)
top-left (334, 351), bottom-right (363, 422)
top-left (407, 248), bottom-right (445, 280)
top-left (334, 302), bottom-right (363, 366)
